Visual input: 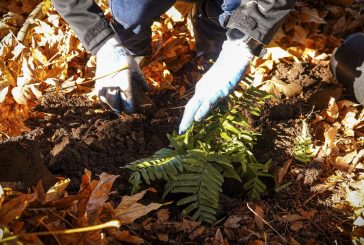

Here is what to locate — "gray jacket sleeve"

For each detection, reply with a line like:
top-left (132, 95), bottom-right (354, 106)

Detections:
top-left (51, 0), bottom-right (114, 55)
top-left (52, 0), bottom-right (296, 54)
top-left (226, 0), bottom-right (297, 45)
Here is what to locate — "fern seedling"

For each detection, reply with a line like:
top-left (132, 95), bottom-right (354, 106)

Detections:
top-left (293, 120), bottom-right (317, 164)
top-left (126, 83), bottom-right (271, 224)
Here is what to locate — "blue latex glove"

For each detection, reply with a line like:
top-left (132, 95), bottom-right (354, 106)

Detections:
top-left (179, 39), bottom-right (254, 134)
top-left (95, 35), bottom-right (150, 114)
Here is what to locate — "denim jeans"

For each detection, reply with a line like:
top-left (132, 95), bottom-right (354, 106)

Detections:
top-left (109, 0), bottom-right (241, 57)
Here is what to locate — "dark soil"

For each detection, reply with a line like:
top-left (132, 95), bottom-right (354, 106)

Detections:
top-left (0, 61), bottom-right (354, 243)
top-left (0, 92), bottom-right (183, 191)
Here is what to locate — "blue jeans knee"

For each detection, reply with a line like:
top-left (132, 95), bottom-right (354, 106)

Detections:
top-left (109, 0), bottom-right (241, 56)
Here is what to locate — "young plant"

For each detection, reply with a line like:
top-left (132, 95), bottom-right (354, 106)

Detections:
top-left (293, 120), bottom-right (317, 164)
top-left (126, 83), bottom-right (271, 224)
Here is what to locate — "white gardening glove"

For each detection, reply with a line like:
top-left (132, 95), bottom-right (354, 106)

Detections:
top-left (179, 39), bottom-right (254, 134)
top-left (95, 34), bottom-right (150, 114)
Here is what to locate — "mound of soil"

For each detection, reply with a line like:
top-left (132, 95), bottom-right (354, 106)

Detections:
top-left (0, 92), bottom-right (182, 191)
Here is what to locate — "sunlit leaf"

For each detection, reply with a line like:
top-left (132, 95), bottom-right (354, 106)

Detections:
top-left (45, 178), bottom-right (70, 203)
top-left (263, 78), bottom-right (302, 98)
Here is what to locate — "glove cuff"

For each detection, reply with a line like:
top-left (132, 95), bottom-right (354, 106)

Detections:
top-left (227, 29), bottom-right (265, 57)
top-left (221, 39), bottom-right (254, 62)
top-left (96, 34), bottom-right (130, 57)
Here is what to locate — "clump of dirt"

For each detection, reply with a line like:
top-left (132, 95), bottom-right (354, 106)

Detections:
top-left (253, 99), bottom-right (309, 167)
top-left (272, 61), bottom-right (344, 109)
top-left (1, 92), bottom-right (182, 190)
top-left (272, 62), bottom-right (332, 88)
top-left (253, 61), bottom-right (342, 168)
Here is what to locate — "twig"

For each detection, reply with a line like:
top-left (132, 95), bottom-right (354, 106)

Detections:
top-left (39, 218), bottom-right (62, 245)
top-left (0, 132), bottom-right (10, 139)
top-left (0, 220), bottom-right (121, 243)
top-left (45, 65), bottom-right (129, 93)
top-left (167, 105), bottom-right (185, 110)
top-left (246, 203), bottom-right (288, 244)
top-left (308, 219), bottom-right (331, 243)
top-left (212, 217), bottom-right (226, 226)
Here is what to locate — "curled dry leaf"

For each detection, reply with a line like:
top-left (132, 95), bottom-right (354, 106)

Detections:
top-left (44, 178), bottom-right (70, 203)
top-left (321, 97), bottom-right (339, 123)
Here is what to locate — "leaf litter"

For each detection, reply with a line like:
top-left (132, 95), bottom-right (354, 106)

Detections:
top-left (0, 0), bottom-right (364, 244)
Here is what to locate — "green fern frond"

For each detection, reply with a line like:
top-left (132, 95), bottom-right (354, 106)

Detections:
top-left (126, 83), bottom-right (272, 224)
top-left (170, 161), bottom-right (223, 224)
top-left (127, 148), bottom-right (185, 194)
top-left (243, 176), bottom-right (267, 199)
top-left (293, 120), bottom-right (317, 164)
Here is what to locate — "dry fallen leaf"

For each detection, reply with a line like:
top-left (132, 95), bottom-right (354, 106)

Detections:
top-left (214, 228), bottom-right (225, 245)
top-left (157, 208), bottom-right (170, 222)
top-left (321, 97), bottom-right (339, 123)
top-left (44, 178), bottom-right (70, 203)
top-left (0, 185), bottom-right (4, 209)
top-left (264, 47), bottom-right (293, 63)
top-left (290, 221), bottom-right (304, 231)
top-left (175, 218), bottom-right (201, 233)
top-left (333, 150), bottom-right (357, 170)
top-left (224, 215), bottom-right (242, 229)
top-left (254, 205), bottom-right (265, 230)
top-left (263, 78), bottom-right (302, 99)
top-left (157, 233), bottom-right (169, 242)
top-left (86, 172), bottom-right (119, 212)
top-left (108, 228), bottom-right (144, 245)
top-left (275, 159), bottom-right (292, 186)
top-left (115, 188), bottom-right (164, 224)
top-left (346, 186), bottom-right (364, 208)
top-left (0, 193), bottom-right (37, 227)
top-left (322, 125), bottom-right (339, 155)
top-left (299, 7), bottom-right (326, 24)
top-left (281, 214), bottom-right (304, 223)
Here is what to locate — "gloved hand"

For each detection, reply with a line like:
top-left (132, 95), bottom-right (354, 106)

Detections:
top-left (95, 34), bottom-right (151, 114)
top-left (179, 39), bottom-right (254, 134)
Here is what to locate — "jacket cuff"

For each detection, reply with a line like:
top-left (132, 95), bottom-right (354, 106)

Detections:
top-left (83, 19), bottom-right (114, 55)
top-left (226, 2), bottom-right (294, 45)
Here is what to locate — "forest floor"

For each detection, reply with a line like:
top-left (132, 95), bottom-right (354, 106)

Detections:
top-left (0, 0), bottom-right (363, 244)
